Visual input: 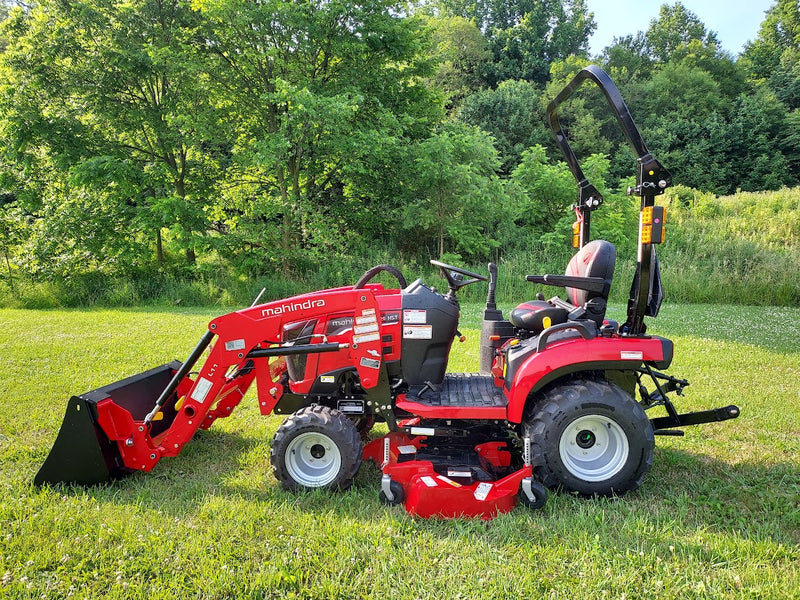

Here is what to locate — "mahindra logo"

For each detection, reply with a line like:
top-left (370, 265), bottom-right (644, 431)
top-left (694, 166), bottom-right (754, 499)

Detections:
top-left (261, 298), bottom-right (326, 317)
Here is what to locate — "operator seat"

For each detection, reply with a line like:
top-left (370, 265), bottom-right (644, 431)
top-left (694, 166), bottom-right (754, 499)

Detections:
top-left (510, 239), bottom-right (616, 334)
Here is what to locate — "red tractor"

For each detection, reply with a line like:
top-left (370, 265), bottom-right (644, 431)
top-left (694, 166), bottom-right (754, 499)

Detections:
top-left (36, 66), bottom-right (740, 519)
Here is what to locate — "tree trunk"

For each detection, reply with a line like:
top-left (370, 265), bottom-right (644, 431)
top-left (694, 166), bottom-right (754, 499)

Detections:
top-left (291, 159), bottom-right (305, 245)
top-left (174, 175), bottom-right (196, 264)
top-left (277, 166), bottom-right (293, 252)
top-left (3, 246), bottom-right (13, 294)
top-left (156, 229), bottom-right (164, 265)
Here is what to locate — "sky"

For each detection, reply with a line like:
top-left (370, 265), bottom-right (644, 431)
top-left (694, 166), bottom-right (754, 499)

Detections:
top-left (587, 0), bottom-right (777, 56)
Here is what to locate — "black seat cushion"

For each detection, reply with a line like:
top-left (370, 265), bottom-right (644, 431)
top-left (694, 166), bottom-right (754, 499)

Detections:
top-left (509, 300), bottom-right (568, 332)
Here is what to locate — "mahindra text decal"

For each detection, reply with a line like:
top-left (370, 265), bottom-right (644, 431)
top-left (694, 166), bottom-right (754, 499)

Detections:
top-left (261, 298), bottom-right (326, 317)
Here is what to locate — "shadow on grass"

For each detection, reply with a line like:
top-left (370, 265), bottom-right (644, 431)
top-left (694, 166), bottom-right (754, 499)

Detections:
top-left (40, 427), bottom-right (799, 550)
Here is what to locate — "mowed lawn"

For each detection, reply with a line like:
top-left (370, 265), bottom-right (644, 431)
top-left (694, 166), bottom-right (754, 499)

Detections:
top-left (1, 304), bottom-right (798, 599)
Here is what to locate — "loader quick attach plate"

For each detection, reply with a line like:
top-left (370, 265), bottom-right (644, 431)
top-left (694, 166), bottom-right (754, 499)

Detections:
top-left (34, 362), bottom-right (182, 487)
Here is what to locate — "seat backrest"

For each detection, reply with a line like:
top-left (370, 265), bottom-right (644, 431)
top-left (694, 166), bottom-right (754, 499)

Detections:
top-left (564, 239), bottom-right (616, 307)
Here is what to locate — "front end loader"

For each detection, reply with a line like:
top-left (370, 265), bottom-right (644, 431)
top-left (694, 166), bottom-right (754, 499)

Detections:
top-left (35, 66), bottom-right (740, 519)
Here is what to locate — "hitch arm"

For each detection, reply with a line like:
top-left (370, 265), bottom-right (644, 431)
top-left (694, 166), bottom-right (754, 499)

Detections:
top-left (651, 405), bottom-right (741, 431)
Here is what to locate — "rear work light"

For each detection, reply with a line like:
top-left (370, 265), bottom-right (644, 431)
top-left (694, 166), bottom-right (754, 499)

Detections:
top-left (641, 205), bottom-right (666, 244)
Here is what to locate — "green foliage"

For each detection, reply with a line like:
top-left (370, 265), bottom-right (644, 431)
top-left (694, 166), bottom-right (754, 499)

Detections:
top-left (659, 186), bottom-right (800, 306)
top-left (399, 123), bottom-right (506, 260)
top-left (643, 2), bottom-right (720, 64)
top-left (508, 145), bottom-right (576, 238)
top-left (0, 0), bottom-right (798, 303)
top-left (456, 80), bottom-right (551, 173)
top-left (435, 0), bottom-right (596, 85)
top-left (420, 14), bottom-right (491, 108)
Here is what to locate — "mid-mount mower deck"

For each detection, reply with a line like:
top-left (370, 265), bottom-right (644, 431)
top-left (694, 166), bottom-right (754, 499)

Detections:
top-left (35, 66), bottom-right (740, 519)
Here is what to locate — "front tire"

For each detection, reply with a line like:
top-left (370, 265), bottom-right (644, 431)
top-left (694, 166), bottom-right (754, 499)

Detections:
top-left (523, 378), bottom-right (654, 496)
top-left (271, 405), bottom-right (362, 492)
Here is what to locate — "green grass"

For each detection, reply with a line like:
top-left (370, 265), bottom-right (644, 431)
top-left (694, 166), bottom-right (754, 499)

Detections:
top-left (1, 304), bottom-right (799, 599)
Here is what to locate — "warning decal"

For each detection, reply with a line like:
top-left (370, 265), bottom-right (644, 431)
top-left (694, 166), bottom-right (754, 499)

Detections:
top-left (403, 325), bottom-right (433, 340)
top-left (474, 482), bottom-right (493, 501)
top-left (190, 377), bottom-right (214, 404)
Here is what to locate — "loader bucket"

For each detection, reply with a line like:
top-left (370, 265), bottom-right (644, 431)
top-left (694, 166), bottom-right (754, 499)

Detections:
top-left (34, 361), bottom-right (183, 487)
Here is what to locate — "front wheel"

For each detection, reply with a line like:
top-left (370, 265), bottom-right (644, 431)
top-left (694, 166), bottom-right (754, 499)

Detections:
top-left (523, 378), bottom-right (654, 496)
top-left (271, 405), bottom-right (362, 492)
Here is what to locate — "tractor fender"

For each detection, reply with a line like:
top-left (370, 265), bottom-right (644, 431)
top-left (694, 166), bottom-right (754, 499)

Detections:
top-left (505, 335), bottom-right (672, 424)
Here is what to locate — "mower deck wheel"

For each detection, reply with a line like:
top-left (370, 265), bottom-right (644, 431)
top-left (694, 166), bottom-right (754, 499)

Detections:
top-left (379, 479), bottom-right (405, 506)
top-left (518, 480), bottom-right (548, 510)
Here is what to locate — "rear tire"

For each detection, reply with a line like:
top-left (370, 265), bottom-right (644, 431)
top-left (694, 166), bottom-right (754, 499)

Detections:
top-left (271, 405), bottom-right (362, 492)
top-left (523, 378), bottom-right (654, 496)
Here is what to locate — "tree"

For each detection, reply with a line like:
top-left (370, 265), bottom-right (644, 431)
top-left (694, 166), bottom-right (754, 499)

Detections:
top-left (638, 61), bottom-right (729, 124)
top-left (0, 0), bottom-right (221, 273)
top-left (743, 0), bottom-right (800, 82)
top-left (508, 144), bottom-right (576, 238)
top-left (644, 2), bottom-right (720, 64)
top-left (400, 123), bottom-right (506, 259)
top-left (601, 33), bottom-right (653, 82)
top-left (724, 88), bottom-right (796, 191)
top-left (194, 0), bottom-right (438, 270)
top-left (456, 79), bottom-right (551, 173)
top-left (421, 14), bottom-right (491, 109)
top-left (743, 0), bottom-right (800, 115)
top-left (434, 0), bottom-right (596, 85)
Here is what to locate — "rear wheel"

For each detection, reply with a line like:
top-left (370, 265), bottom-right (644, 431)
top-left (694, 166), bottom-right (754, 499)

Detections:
top-left (523, 378), bottom-right (654, 496)
top-left (271, 405), bottom-right (362, 491)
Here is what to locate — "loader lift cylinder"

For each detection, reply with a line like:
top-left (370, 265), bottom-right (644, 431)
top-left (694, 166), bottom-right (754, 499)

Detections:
top-left (144, 330), bottom-right (215, 425)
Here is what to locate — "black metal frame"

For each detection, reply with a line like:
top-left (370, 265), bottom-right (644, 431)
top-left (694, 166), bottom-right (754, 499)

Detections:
top-left (546, 65), bottom-right (672, 335)
top-left (545, 66), bottom-right (740, 433)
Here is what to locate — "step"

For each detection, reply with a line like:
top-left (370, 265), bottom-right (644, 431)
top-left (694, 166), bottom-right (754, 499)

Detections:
top-left (395, 374), bottom-right (508, 420)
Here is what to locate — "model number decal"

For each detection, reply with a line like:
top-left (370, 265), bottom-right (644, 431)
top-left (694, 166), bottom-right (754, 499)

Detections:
top-left (360, 357), bottom-right (380, 369)
top-left (403, 309), bottom-right (426, 324)
top-left (190, 377), bottom-right (214, 404)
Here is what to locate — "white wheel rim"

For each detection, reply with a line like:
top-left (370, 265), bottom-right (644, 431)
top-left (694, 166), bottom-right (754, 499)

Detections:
top-left (559, 415), bottom-right (629, 482)
top-left (285, 432), bottom-right (342, 487)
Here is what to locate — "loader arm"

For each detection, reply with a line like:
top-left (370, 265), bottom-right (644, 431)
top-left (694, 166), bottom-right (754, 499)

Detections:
top-left (36, 287), bottom-right (386, 485)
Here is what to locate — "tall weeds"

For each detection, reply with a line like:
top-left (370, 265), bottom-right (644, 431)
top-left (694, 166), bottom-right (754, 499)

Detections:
top-left (1, 187), bottom-right (798, 308)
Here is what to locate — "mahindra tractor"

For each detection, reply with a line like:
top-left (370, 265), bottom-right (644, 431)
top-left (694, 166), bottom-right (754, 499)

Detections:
top-left (35, 66), bottom-right (740, 519)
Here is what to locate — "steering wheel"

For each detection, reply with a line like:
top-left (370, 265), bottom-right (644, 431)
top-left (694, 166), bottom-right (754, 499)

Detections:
top-left (430, 259), bottom-right (488, 294)
top-left (354, 264), bottom-right (408, 289)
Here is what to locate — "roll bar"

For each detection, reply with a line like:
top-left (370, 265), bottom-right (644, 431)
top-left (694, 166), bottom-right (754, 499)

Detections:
top-left (546, 65), bottom-right (672, 335)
